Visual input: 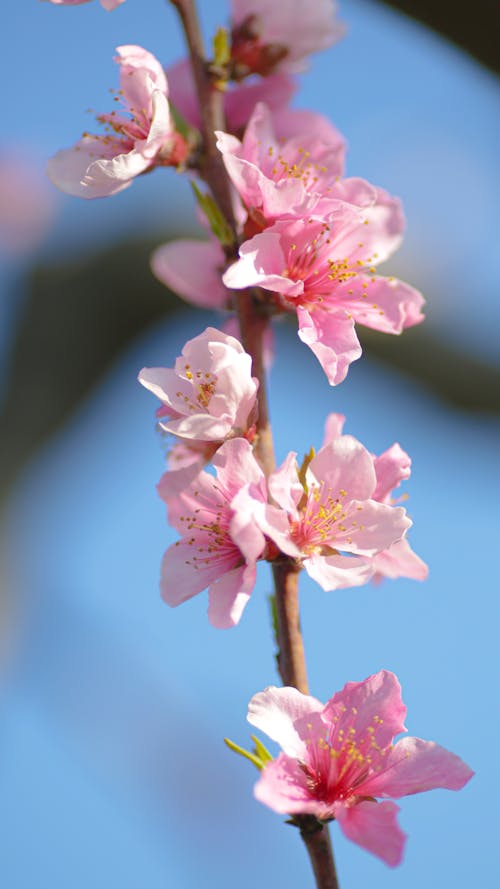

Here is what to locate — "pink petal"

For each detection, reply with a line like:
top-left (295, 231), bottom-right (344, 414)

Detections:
top-left (321, 413), bottom-right (346, 446)
top-left (304, 553), bottom-right (374, 591)
top-left (213, 438), bottom-right (265, 499)
top-left (337, 276), bottom-right (425, 335)
top-left (359, 736), bottom-right (474, 799)
top-left (296, 307), bottom-right (362, 386)
top-left (247, 686), bottom-right (323, 757)
top-left (152, 239), bottom-right (229, 308)
top-left (373, 443), bottom-right (411, 503)
top-left (322, 671), bottom-right (408, 751)
top-left (333, 499), bottom-right (411, 557)
top-left (268, 452), bottom-right (302, 515)
top-left (253, 753), bottom-right (322, 816)
top-left (160, 539), bottom-right (238, 607)
top-left (371, 538), bottom-right (429, 582)
top-left (46, 139), bottom-right (132, 199)
top-left (335, 799), bottom-right (406, 866)
top-left (207, 563), bottom-right (254, 628)
top-left (309, 436), bottom-right (377, 501)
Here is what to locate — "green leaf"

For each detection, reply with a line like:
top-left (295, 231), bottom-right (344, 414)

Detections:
top-left (212, 26), bottom-right (231, 68)
top-left (224, 737), bottom-right (264, 770)
top-left (191, 182), bottom-right (234, 247)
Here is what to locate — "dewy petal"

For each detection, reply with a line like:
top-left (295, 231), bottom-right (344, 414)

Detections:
top-left (335, 800), bottom-right (406, 867)
top-left (359, 736), bottom-right (474, 800)
top-left (296, 307), bottom-right (362, 386)
top-left (152, 239), bottom-right (228, 308)
top-left (247, 685), bottom-right (323, 757)
top-left (207, 563), bottom-right (254, 628)
top-left (322, 670), bottom-right (408, 750)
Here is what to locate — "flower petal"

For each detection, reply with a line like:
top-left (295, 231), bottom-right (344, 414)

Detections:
top-left (359, 736), bottom-right (474, 799)
top-left (151, 239), bottom-right (228, 308)
top-left (247, 686), bottom-right (323, 756)
top-left (296, 307), bottom-right (362, 386)
top-left (335, 799), bottom-right (406, 866)
top-left (322, 670), bottom-right (407, 750)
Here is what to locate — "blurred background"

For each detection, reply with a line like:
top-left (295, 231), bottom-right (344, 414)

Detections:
top-left (1, 1), bottom-right (499, 887)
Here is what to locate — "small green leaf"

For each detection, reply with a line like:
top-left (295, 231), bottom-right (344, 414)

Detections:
top-left (212, 26), bottom-right (231, 68)
top-left (224, 737), bottom-right (264, 770)
top-left (251, 735), bottom-right (273, 765)
top-left (191, 182), bottom-right (234, 247)
top-left (298, 446), bottom-right (316, 496)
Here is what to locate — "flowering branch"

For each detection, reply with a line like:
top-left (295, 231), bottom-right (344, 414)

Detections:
top-left (168, 1), bottom-right (338, 885)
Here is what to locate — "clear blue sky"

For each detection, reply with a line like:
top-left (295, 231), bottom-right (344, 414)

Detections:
top-left (1, 2), bottom-right (499, 888)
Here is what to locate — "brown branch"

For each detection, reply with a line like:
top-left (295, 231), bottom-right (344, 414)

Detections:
top-left (272, 559), bottom-right (309, 694)
top-left (299, 819), bottom-right (340, 889)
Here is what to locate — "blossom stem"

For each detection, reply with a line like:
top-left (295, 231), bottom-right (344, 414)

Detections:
top-left (299, 820), bottom-right (340, 889)
top-left (170, 1), bottom-right (338, 885)
top-left (272, 559), bottom-right (309, 693)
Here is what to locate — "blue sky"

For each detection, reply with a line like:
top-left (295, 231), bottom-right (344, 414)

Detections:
top-left (1, 2), bottom-right (499, 888)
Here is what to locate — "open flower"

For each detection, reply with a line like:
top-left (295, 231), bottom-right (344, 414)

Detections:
top-left (216, 101), bottom-right (346, 226)
top-left (247, 671), bottom-right (473, 865)
top-left (158, 438), bottom-right (271, 628)
top-left (47, 46), bottom-right (187, 198)
top-left (322, 414), bottom-right (428, 582)
top-left (242, 429), bottom-right (412, 590)
top-left (223, 203), bottom-right (424, 384)
top-left (230, 0), bottom-right (345, 76)
top-left (139, 326), bottom-right (258, 443)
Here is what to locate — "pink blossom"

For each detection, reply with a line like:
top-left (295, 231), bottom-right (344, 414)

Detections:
top-left (138, 326), bottom-right (258, 444)
top-left (41, 0), bottom-right (124, 8)
top-left (47, 46), bottom-right (186, 199)
top-left (321, 415), bottom-right (428, 582)
top-left (223, 203), bottom-right (425, 384)
top-left (216, 102), bottom-right (345, 227)
top-left (243, 431), bottom-right (413, 590)
top-left (230, 0), bottom-right (345, 75)
top-left (158, 439), bottom-right (269, 628)
top-left (248, 671), bottom-right (473, 865)
top-left (167, 58), bottom-right (295, 135)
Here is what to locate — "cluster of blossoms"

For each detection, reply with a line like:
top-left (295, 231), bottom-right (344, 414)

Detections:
top-left (45, 0), bottom-right (472, 879)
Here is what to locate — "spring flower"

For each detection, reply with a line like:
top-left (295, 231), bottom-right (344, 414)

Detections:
top-left (247, 671), bottom-right (473, 865)
top-left (242, 430), bottom-right (413, 590)
top-left (47, 46), bottom-right (187, 198)
top-left (230, 0), bottom-right (345, 76)
top-left (216, 102), bottom-right (346, 227)
top-left (138, 326), bottom-right (258, 443)
top-left (322, 414), bottom-right (428, 582)
top-left (158, 438), bottom-right (274, 628)
top-left (223, 203), bottom-right (424, 384)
